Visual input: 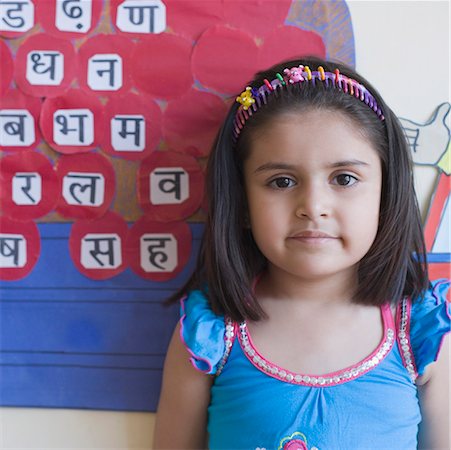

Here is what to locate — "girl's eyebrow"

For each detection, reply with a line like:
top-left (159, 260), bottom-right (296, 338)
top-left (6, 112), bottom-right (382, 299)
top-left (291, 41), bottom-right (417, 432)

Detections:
top-left (328, 159), bottom-right (370, 168)
top-left (254, 159), bottom-right (370, 173)
top-left (254, 162), bottom-right (295, 173)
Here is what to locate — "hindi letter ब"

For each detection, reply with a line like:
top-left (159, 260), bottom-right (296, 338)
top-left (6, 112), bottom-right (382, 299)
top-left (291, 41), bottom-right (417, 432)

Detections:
top-left (0, 109), bottom-right (35, 147)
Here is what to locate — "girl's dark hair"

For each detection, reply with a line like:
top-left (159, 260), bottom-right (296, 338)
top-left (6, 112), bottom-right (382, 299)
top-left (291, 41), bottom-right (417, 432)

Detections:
top-left (171, 56), bottom-right (429, 322)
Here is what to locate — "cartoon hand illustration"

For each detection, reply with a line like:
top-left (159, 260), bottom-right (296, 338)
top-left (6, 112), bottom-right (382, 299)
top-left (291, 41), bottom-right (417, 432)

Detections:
top-left (399, 102), bottom-right (450, 166)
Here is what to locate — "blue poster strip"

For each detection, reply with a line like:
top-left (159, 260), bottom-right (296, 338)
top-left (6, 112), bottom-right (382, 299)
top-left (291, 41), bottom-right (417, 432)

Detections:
top-left (0, 222), bottom-right (203, 412)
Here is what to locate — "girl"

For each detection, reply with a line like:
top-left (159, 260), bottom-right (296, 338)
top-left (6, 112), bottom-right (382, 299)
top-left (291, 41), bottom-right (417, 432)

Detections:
top-left (153, 57), bottom-right (450, 449)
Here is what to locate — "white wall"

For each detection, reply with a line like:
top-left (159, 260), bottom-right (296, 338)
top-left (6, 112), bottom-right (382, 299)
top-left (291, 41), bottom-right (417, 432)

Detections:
top-left (350, 0), bottom-right (449, 117)
top-left (1, 2), bottom-right (449, 449)
top-left (349, 0), bottom-right (450, 216)
top-left (1, 409), bottom-right (155, 449)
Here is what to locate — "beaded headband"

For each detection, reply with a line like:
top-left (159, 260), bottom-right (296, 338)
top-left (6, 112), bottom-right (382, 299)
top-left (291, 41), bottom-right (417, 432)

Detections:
top-left (234, 65), bottom-right (384, 140)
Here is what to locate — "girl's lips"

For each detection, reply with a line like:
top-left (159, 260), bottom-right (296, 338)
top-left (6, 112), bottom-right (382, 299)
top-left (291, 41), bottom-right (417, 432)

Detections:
top-left (290, 230), bottom-right (337, 239)
top-left (288, 231), bottom-right (339, 246)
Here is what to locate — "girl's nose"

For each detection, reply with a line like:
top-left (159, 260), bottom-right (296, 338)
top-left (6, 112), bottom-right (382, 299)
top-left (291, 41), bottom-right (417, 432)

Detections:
top-left (295, 183), bottom-right (330, 220)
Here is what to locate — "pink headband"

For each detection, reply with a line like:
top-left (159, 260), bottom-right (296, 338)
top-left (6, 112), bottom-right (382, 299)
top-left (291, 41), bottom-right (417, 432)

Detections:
top-left (234, 65), bottom-right (384, 140)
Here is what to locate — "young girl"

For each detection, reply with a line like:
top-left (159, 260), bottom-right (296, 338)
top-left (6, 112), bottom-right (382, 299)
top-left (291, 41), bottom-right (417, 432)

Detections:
top-left (153, 57), bottom-right (450, 449)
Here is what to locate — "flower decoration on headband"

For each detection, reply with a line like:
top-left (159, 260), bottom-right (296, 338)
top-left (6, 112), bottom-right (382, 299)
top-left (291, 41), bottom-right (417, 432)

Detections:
top-left (234, 65), bottom-right (384, 140)
top-left (236, 86), bottom-right (256, 110)
top-left (283, 66), bottom-right (305, 84)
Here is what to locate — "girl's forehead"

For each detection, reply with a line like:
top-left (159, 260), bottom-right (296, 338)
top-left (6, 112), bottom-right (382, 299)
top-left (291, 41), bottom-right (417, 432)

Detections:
top-left (247, 110), bottom-right (379, 160)
top-left (250, 109), bottom-right (357, 139)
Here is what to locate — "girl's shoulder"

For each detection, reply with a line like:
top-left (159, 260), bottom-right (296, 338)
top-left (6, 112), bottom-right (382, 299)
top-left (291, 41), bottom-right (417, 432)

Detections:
top-left (179, 289), bottom-right (232, 376)
top-left (403, 279), bottom-right (451, 378)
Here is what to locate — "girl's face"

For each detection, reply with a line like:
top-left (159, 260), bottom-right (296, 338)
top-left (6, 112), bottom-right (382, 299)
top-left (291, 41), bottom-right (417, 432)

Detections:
top-left (243, 110), bottom-right (382, 286)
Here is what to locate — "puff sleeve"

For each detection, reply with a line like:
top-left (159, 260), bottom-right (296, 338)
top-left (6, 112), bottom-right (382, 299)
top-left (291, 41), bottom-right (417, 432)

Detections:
top-left (410, 279), bottom-right (451, 377)
top-left (179, 290), bottom-right (226, 375)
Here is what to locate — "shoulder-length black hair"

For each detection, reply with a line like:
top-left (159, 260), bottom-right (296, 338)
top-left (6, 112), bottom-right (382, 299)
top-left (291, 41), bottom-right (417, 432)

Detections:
top-left (171, 56), bottom-right (429, 322)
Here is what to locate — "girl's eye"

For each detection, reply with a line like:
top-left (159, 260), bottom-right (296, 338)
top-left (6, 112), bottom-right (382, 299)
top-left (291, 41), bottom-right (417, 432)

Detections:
top-left (333, 174), bottom-right (358, 187)
top-left (269, 177), bottom-right (296, 189)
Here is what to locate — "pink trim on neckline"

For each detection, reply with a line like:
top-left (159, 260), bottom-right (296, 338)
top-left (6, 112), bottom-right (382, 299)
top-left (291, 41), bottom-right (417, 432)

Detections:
top-left (237, 304), bottom-right (395, 387)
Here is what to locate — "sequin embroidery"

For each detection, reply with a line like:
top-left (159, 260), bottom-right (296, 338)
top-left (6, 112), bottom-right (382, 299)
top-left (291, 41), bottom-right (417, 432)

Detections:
top-left (216, 317), bottom-right (235, 376)
top-left (397, 297), bottom-right (418, 382)
top-left (238, 319), bottom-right (395, 387)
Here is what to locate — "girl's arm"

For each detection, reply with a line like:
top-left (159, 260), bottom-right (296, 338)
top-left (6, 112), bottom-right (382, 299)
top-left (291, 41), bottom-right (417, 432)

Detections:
top-left (417, 333), bottom-right (450, 450)
top-left (153, 322), bottom-right (213, 449)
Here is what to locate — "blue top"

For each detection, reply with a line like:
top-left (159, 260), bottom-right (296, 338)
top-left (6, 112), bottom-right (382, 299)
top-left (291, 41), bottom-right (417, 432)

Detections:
top-left (180, 280), bottom-right (451, 450)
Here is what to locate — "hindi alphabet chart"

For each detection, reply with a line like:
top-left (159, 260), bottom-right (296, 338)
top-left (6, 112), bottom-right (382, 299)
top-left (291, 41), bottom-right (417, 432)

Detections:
top-left (1, 0), bottom-right (356, 411)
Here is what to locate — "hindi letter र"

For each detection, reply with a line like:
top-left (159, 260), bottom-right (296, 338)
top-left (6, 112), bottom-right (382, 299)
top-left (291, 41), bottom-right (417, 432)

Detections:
top-left (12, 172), bottom-right (42, 205)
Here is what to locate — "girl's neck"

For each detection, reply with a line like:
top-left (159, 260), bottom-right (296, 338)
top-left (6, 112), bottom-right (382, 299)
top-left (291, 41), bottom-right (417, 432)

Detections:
top-left (256, 265), bottom-right (359, 309)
